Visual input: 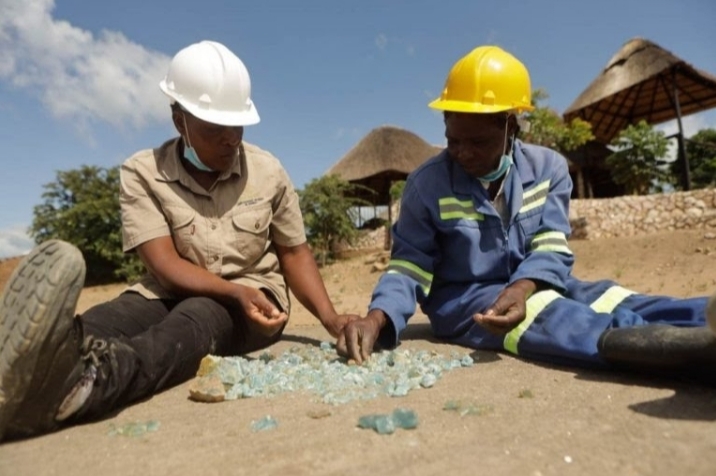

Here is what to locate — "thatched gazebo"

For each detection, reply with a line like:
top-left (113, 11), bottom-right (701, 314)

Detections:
top-left (563, 37), bottom-right (716, 190)
top-left (326, 125), bottom-right (442, 207)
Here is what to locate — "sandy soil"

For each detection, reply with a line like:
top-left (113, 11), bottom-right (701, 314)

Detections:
top-left (1, 229), bottom-right (716, 476)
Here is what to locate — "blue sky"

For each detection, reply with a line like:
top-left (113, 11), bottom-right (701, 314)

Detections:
top-left (1, 0), bottom-right (715, 258)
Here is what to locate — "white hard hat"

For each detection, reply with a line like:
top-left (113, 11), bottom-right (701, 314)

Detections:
top-left (159, 40), bottom-right (260, 126)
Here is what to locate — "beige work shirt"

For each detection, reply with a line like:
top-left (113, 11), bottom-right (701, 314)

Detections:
top-left (120, 137), bottom-right (306, 312)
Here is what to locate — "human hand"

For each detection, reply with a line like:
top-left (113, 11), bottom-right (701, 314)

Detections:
top-left (473, 280), bottom-right (536, 334)
top-left (336, 310), bottom-right (387, 364)
top-left (233, 284), bottom-right (288, 337)
top-left (320, 313), bottom-right (361, 338)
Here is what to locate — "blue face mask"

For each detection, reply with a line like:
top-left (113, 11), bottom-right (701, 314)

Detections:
top-left (478, 152), bottom-right (513, 182)
top-left (182, 116), bottom-right (215, 172)
top-left (478, 116), bottom-right (513, 182)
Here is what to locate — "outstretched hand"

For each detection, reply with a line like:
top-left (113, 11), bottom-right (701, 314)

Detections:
top-left (336, 310), bottom-right (387, 364)
top-left (320, 313), bottom-right (361, 338)
top-left (473, 280), bottom-right (537, 334)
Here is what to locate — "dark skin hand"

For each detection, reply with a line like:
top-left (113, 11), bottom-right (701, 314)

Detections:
top-left (274, 242), bottom-right (360, 337)
top-left (336, 309), bottom-right (387, 364)
top-left (473, 279), bottom-right (537, 334)
top-left (138, 236), bottom-right (287, 337)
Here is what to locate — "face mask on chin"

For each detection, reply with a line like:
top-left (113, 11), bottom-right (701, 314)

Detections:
top-left (477, 114), bottom-right (514, 182)
top-left (478, 152), bottom-right (512, 182)
top-left (182, 115), bottom-right (215, 172)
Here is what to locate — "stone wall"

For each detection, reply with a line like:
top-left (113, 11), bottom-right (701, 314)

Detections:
top-left (570, 188), bottom-right (716, 240)
top-left (335, 189), bottom-right (716, 252)
top-left (332, 226), bottom-right (390, 256)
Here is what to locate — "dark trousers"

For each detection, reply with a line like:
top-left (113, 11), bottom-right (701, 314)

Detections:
top-left (74, 291), bottom-right (283, 421)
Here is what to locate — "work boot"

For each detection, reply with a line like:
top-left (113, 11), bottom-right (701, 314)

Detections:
top-left (0, 240), bottom-right (97, 441)
top-left (707, 292), bottom-right (716, 334)
top-left (597, 325), bottom-right (716, 384)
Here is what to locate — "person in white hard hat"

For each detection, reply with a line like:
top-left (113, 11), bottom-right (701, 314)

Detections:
top-left (0, 40), bottom-right (359, 441)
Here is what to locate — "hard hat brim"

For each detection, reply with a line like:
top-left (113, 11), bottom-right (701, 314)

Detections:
top-left (428, 98), bottom-right (534, 114)
top-left (159, 80), bottom-right (261, 126)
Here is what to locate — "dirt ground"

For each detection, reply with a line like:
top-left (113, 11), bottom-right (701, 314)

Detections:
top-left (1, 229), bottom-right (716, 476)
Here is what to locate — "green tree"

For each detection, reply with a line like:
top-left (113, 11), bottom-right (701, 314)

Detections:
top-left (30, 165), bottom-right (144, 284)
top-left (606, 120), bottom-right (671, 195)
top-left (389, 180), bottom-right (406, 202)
top-left (671, 128), bottom-right (716, 190)
top-left (298, 175), bottom-right (371, 266)
top-left (520, 89), bottom-right (594, 153)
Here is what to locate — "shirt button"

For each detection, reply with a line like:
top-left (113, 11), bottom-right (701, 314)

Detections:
top-left (211, 223), bottom-right (217, 230)
top-left (254, 221), bottom-right (260, 230)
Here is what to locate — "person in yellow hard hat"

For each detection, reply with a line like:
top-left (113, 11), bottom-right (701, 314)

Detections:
top-left (0, 40), bottom-right (359, 441)
top-left (337, 45), bottom-right (716, 384)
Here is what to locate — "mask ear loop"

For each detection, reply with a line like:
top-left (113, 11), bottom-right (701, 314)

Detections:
top-left (503, 113), bottom-right (515, 156)
top-left (182, 114), bottom-right (194, 150)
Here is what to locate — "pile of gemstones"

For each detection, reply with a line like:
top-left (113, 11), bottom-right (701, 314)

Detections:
top-left (189, 342), bottom-right (475, 405)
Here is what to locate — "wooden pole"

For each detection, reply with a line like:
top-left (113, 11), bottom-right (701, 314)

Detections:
top-left (673, 68), bottom-right (691, 191)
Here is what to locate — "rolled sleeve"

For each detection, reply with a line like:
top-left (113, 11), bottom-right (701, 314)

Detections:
top-left (120, 157), bottom-right (170, 252)
top-left (270, 165), bottom-right (306, 248)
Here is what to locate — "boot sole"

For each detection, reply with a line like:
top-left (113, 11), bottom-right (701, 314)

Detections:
top-left (707, 292), bottom-right (716, 335)
top-left (0, 240), bottom-right (85, 441)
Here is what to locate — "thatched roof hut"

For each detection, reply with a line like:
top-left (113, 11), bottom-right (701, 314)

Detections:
top-left (563, 37), bottom-right (716, 144)
top-left (326, 125), bottom-right (442, 205)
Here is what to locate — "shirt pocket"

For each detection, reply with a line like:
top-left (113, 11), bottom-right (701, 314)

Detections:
top-left (232, 205), bottom-right (273, 262)
top-left (516, 208), bottom-right (542, 236)
top-left (514, 208), bottom-right (542, 254)
top-left (167, 206), bottom-right (198, 257)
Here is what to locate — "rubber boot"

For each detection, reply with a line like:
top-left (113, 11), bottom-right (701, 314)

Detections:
top-left (597, 325), bottom-right (716, 385)
top-left (707, 292), bottom-right (716, 334)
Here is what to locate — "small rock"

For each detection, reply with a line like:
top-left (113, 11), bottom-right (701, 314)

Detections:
top-left (251, 415), bottom-right (278, 432)
top-left (307, 409), bottom-right (332, 419)
top-left (392, 408), bottom-right (418, 429)
top-left (188, 375), bottom-right (226, 402)
top-left (371, 262), bottom-right (389, 273)
top-left (196, 355), bottom-right (222, 377)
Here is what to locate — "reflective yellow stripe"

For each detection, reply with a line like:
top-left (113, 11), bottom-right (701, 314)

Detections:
top-left (532, 231), bottom-right (566, 242)
top-left (519, 180), bottom-right (550, 214)
top-left (386, 259), bottom-right (433, 295)
top-left (440, 211), bottom-right (484, 220)
top-left (589, 286), bottom-right (636, 313)
top-left (531, 231), bottom-right (573, 255)
top-left (533, 244), bottom-right (573, 254)
top-left (522, 180), bottom-right (550, 200)
top-left (520, 197), bottom-right (547, 214)
top-left (503, 290), bottom-right (562, 355)
top-left (439, 197), bottom-right (472, 206)
top-left (438, 197), bottom-right (484, 221)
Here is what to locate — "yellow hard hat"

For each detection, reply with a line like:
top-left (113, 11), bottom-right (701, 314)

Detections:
top-left (429, 46), bottom-right (534, 114)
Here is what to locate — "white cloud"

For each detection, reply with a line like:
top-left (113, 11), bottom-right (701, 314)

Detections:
top-left (655, 113), bottom-right (715, 139)
top-left (655, 112), bottom-right (716, 162)
top-left (375, 33), bottom-right (388, 51)
top-left (334, 127), bottom-right (361, 140)
top-left (0, 225), bottom-right (34, 259)
top-left (374, 33), bottom-right (416, 57)
top-left (0, 0), bottom-right (170, 131)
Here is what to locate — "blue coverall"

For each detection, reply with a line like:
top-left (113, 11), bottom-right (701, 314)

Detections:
top-left (370, 140), bottom-right (707, 368)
